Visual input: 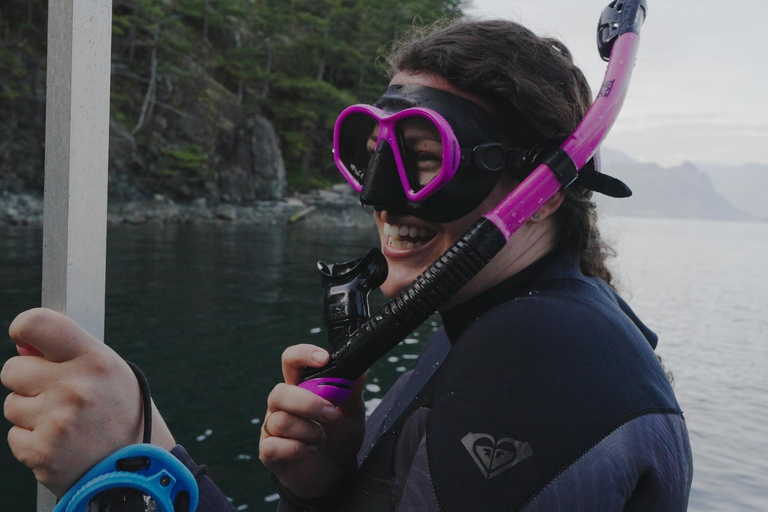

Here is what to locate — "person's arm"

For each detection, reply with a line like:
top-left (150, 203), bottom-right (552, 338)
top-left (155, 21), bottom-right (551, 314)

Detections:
top-left (1, 308), bottom-right (238, 511)
top-left (520, 412), bottom-right (693, 512)
top-left (171, 445), bottom-right (238, 512)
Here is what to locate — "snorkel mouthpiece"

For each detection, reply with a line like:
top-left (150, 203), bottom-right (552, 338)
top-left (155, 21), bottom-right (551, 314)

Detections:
top-left (318, 249), bottom-right (388, 354)
top-left (300, 249), bottom-right (388, 404)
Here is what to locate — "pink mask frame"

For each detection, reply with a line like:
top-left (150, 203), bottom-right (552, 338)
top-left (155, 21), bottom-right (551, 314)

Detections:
top-left (333, 105), bottom-right (461, 202)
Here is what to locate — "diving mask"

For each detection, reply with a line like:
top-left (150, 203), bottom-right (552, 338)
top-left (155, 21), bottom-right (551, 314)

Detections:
top-left (333, 84), bottom-right (631, 223)
top-left (334, 85), bottom-right (509, 222)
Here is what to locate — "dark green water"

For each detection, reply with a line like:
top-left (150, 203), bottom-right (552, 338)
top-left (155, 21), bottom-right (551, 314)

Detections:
top-left (6, 218), bottom-right (768, 510)
top-left (0, 224), bottom-right (436, 510)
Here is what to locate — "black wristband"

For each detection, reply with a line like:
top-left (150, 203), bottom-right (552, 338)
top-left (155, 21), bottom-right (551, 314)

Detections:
top-left (126, 361), bottom-right (152, 444)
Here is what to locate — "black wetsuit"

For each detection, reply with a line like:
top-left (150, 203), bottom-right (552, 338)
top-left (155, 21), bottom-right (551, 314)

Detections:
top-left (175, 252), bottom-right (693, 511)
top-left (276, 252), bottom-right (692, 511)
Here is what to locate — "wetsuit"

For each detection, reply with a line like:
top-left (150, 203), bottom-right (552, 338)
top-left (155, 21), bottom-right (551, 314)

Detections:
top-left (173, 252), bottom-right (693, 511)
top-left (274, 252), bottom-right (693, 511)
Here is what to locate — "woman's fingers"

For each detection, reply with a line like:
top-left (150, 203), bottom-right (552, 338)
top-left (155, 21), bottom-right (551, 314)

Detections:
top-left (259, 344), bottom-right (368, 498)
top-left (259, 435), bottom-right (318, 469)
top-left (262, 410), bottom-right (326, 445)
top-left (9, 308), bottom-right (100, 363)
top-left (6, 426), bottom-right (39, 470)
top-left (1, 355), bottom-right (54, 397)
top-left (267, 383), bottom-right (339, 424)
top-left (281, 344), bottom-right (329, 385)
top-left (6, 425), bottom-right (63, 493)
top-left (338, 373), bottom-right (367, 418)
top-left (4, 393), bottom-right (43, 430)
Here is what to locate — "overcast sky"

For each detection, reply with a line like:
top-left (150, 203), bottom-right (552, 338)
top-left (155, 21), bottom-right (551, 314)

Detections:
top-left (465, 0), bottom-right (767, 167)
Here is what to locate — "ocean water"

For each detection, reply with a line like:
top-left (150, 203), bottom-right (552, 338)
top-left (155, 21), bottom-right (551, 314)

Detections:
top-left (0, 216), bottom-right (766, 510)
top-left (599, 216), bottom-right (768, 512)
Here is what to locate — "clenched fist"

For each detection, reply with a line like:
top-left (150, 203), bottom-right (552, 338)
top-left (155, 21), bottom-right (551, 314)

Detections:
top-left (2, 308), bottom-right (175, 497)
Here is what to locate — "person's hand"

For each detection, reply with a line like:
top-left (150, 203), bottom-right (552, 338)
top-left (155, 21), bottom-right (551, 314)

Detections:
top-left (259, 344), bottom-right (366, 499)
top-left (1, 308), bottom-right (176, 497)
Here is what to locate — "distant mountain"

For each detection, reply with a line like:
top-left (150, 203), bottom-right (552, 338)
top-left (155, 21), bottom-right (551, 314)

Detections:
top-left (599, 147), bottom-right (641, 167)
top-left (696, 163), bottom-right (768, 220)
top-left (595, 149), bottom-right (752, 221)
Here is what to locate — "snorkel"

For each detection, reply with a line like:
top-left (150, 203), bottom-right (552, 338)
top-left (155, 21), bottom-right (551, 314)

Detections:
top-left (300, 0), bottom-right (648, 405)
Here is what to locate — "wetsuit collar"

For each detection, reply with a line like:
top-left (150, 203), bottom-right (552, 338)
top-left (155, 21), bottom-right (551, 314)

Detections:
top-left (440, 252), bottom-right (557, 342)
top-left (439, 251), bottom-right (659, 350)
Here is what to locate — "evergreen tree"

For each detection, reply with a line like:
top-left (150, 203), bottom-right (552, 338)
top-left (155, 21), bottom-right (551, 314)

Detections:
top-left (0, 0), bottom-right (465, 197)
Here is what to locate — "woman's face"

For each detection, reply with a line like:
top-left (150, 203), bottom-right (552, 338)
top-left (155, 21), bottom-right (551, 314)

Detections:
top-left (375, 72), bottom-right (516, 299)
top-left (373, 71), bottom-right (563, 304)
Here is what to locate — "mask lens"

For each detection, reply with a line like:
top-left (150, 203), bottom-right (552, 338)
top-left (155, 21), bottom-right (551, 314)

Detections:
top-left (395, 117), bottom-right (444, 192)
top-left (338, 113), bottom-right (380, 184)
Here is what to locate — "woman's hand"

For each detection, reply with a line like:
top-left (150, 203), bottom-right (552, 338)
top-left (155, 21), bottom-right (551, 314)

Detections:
top-left (1, 308), bottom-right (176, 497)
top-left (259, 344), bottom-right (366, 499)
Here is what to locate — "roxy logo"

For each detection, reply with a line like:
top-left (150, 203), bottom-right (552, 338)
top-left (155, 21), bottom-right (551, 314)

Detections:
top-left (461, 433), bottom-right (533, 480)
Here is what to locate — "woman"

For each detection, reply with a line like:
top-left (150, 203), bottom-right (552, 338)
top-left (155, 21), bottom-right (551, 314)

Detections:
top-left (2, 18), bottom-right (691, 512)
top-left (258, 20), bottom-right (693, 511)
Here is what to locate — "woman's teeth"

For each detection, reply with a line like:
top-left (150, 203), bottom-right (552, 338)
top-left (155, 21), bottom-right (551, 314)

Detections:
top-left (384, 222), bottom-right (436, 249)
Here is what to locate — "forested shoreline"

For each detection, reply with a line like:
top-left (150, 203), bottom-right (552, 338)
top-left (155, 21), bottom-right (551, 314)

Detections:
top-left (0, 0), bottom-right (463, 207)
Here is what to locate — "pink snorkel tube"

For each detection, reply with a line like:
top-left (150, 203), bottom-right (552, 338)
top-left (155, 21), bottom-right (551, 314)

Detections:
top-left (486, 1), bottom-right (646, 240)
top-left (300, 0), bottom-right (648, 405)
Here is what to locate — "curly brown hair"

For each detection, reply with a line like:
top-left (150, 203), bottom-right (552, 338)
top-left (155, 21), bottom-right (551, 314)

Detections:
top-left (384, 19), bottom-right (617, 287)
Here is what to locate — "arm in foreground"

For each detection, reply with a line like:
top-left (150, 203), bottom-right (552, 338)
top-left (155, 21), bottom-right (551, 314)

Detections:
top-left (1, 308), bottom-right (237, 511)
top-left (1, 308), bottom-right (175, 496)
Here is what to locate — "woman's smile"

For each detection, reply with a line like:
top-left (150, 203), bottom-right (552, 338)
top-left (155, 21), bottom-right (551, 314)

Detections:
top-left (375, 210), bottom-right (452, 297)
top-left (382, 221), bottom-right (437, 251)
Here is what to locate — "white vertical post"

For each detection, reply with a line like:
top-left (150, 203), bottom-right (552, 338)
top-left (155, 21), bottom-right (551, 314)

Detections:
top-left (41, 0), bottom-right (112, 510)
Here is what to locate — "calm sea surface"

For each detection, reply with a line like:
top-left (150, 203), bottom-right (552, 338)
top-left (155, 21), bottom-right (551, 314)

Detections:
top-left (1, 216), bottom-right (766, 511)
